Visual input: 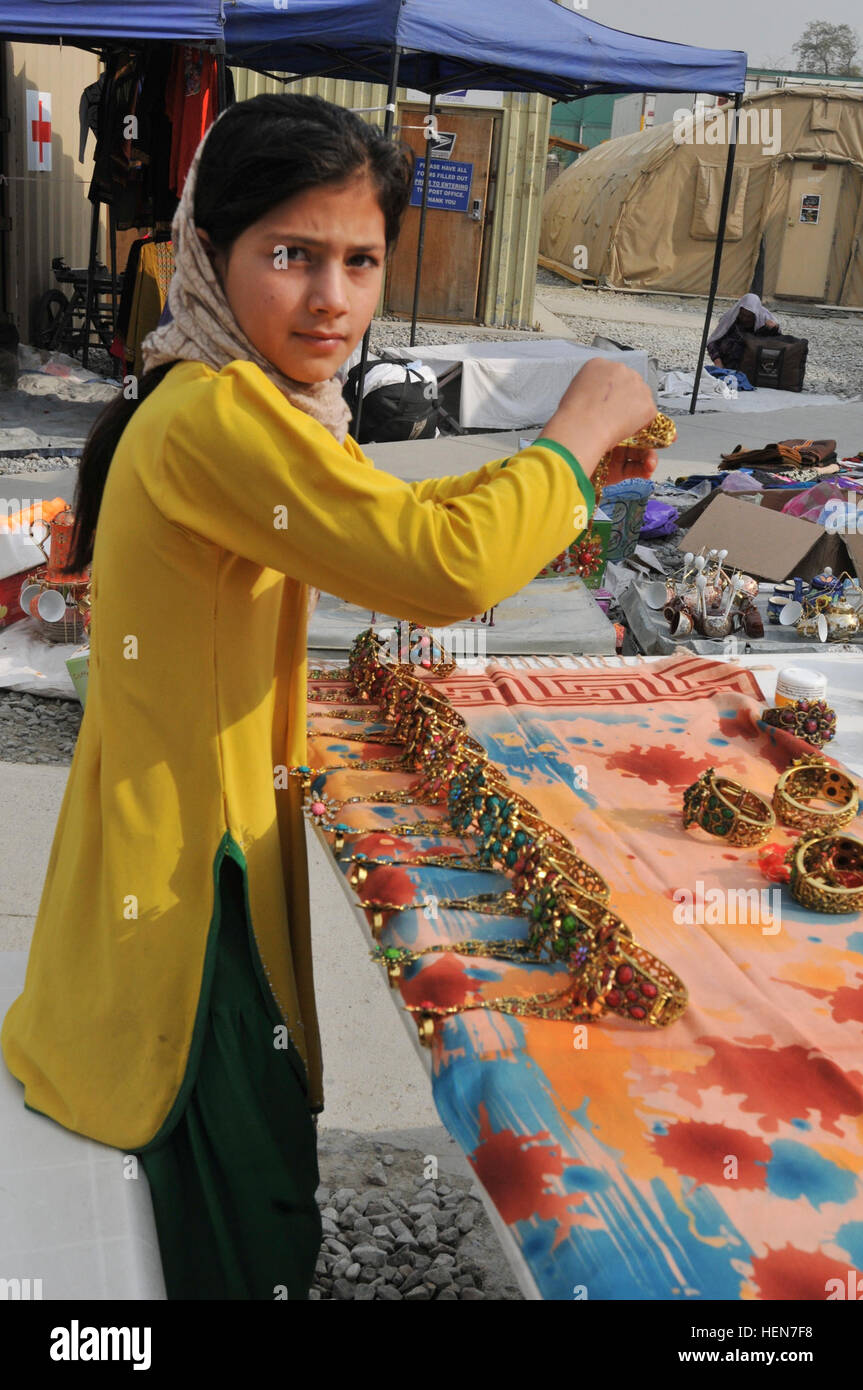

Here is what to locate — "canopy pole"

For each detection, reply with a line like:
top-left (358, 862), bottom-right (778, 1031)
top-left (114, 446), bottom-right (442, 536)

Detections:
top-left (354, 45), bottom-right (402, 439)
top-left (410, 92), bottom-right (436, 346)
top-left (689, 92), bottom-right (742, 415)
top-left (108, 203), bottom-right (119, 378)
top-left (216, 39), bottom-right (228, 113)
top-left (82, 197), bottom-right (100, 370)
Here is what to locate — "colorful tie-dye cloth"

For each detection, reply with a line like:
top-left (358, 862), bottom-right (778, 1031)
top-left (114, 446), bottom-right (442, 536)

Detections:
top-left (307, 654), bottom-right (863, 1301)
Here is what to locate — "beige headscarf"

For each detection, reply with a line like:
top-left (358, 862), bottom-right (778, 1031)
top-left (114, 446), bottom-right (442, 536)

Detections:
top-left (140, 118), bottom-right (354, 615)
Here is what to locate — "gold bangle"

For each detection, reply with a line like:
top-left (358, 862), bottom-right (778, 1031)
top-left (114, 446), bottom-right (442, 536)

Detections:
top-left (773, 754), bottom-right (859, 833)
top-left (682, 767), bottom-right (776, 847)
top-left (786, 833), bottom-right (863, 914)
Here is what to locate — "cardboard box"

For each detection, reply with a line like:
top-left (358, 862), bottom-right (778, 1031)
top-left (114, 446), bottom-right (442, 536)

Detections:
top-left (678, 491), bottom-right (863, 583)
top-left (678, 483), bottom-right (811, 527)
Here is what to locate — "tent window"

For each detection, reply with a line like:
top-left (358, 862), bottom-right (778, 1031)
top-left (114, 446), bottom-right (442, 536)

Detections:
top-left (810, 98), bottom-right (841, 132)
top-left (690, 162), bottom-right (750, 241)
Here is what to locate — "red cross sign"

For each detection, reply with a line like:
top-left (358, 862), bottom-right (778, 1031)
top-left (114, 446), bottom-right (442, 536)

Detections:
top-left (26, 90), bottom-right (52, 171)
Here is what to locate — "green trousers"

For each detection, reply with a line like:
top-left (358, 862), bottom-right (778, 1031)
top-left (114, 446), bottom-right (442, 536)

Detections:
top-left (138, 856), bottom-right (323, 1300)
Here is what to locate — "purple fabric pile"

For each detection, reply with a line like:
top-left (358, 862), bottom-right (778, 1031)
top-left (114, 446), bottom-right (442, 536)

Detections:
top-left (639, 499), bottom-right (678, 540)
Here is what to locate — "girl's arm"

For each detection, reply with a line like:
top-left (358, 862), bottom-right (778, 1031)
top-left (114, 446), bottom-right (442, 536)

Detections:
top-left (146, 361), bottom-right (594, 629)
top-left (342, 432), bottom-right (595, 509)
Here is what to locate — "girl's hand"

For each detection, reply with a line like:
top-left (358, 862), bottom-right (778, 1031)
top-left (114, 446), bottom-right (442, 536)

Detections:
top-left (601, 445), bottom-right (658, 487)
top-left (541, 359), bottom-right (657, 481)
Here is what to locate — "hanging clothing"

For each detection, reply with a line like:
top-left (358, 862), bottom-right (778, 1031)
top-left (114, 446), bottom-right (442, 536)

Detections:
top-left (88, 48), bottom-right (142, 226)
top-left (110, 234), bottom-right (174, 376)
top-left (87, 48), bottom-right (178, 229)
top-left (126, 239), bottom-right (175, 376)
top-left (135, 46), bottom-right (180, 227)
top-left (78, 72), bottom-right (105, 162)
top-left (0, 355), bottom-right (594, 1153)
top-left (165, 46), bottom-right (222, 197)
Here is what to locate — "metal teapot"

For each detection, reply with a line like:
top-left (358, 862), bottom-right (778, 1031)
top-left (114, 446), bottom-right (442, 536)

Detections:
top-left (823, 593), bottom-right (861, 642)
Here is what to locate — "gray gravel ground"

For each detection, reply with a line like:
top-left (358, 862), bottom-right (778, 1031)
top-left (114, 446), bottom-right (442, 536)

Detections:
top-left (312, 1130), bottom-right (523, 1300)
top-left (0, 449), bottom-right (82, 475)
top-left (531, 271), bottom-right (863, 400)
top-left (0, 692), bottom-right (82, 764)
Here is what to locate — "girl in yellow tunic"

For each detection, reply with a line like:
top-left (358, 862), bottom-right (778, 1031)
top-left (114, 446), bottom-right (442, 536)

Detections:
top-left (0, 93), bottom-right (657, 1300)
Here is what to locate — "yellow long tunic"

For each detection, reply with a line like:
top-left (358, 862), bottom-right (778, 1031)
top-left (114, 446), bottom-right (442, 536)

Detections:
top-left (0, 358), bottom-right (594, 1152)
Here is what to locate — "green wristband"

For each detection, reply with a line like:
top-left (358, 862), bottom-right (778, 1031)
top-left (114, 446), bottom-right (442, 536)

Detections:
top-left (531, 437), bottom-right (596, 517)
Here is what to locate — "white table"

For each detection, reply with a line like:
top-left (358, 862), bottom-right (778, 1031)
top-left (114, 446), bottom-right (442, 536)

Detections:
top-left (355, 339), bottom-right (649, 430)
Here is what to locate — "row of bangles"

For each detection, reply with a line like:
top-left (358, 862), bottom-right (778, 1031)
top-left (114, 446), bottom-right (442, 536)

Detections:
top-left (683, 757), bottom-right (863, 914)
top-left (291, 623), bottom-right (690, 1043)
top-left (291, 627), bottom-right (862, 1047)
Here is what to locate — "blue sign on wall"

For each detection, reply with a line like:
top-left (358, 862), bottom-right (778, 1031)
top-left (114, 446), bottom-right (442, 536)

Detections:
top-left (410, 159), bottom-right (474, 212)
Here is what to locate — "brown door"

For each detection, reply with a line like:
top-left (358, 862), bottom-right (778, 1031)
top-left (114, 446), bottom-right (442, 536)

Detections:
top-left (385, 105), bottom-right (495, 323)
top-left (774, 162), bottom-right (844, 301)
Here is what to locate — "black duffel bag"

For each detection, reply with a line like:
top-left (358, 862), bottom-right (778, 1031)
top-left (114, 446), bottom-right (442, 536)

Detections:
top-left (739, 331), bottom-right (809, 392)
top-left (343, 351), bottom-right (456, 443)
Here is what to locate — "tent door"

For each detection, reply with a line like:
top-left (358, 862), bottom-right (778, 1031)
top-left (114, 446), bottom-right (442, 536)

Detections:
top-left (385, 106), bottom-right (496, 323)
top-left (774, 161), bottom-right (843, 301)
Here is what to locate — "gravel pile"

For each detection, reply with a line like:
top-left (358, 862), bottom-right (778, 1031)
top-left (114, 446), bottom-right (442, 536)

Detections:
top-left (0, 691), bottom-right (82, 764)
top-left (0, 450), bottom-right (81, 476)
top-left (312, 1164), bottom-right (521, 1301)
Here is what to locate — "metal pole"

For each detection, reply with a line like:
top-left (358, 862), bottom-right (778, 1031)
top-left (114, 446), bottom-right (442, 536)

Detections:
top-left (216, 38), bottom-right (228, 113)
top-left (108, 203), bottom-right (119, 376)
top-left (354, 45), bottom-right (401, 439)
top-left (82, 197), bottom-right (100, 369)
top-left (689, 93), bottom-right (742, 415)
top-left (410, 91), bottom-right (436, 346)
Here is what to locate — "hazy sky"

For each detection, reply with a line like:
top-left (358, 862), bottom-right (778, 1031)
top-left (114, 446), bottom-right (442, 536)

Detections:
top-left (577, 2), bottom-right (861, 70)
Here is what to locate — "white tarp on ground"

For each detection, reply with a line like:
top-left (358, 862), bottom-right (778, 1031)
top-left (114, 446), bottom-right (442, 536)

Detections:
top-left (357, 339), bottom-right (649, 429)
top-left (0, 619), bottom-right (80, 698)
top-left (658, 367), bottom-right (851, 414)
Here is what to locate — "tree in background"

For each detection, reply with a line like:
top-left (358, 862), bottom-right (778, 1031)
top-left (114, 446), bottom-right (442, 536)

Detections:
top-left (791, 21), bottom-right (860, 76)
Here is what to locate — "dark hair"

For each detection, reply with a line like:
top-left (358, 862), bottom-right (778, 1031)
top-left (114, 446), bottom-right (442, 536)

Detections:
top-left (62, 93), bottom-right (415, 576)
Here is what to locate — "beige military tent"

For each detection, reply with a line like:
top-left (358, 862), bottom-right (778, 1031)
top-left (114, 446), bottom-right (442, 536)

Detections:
top-left (540, 87), bottom-right (863, 307)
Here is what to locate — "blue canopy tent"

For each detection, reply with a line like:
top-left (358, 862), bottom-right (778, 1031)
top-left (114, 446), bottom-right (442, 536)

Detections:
top-left (223, 0), bottom-right (745, 100)
top-left (223, 1), bottom-right (747, 421)
top-left (0, 1), bottom-right (223, 42)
